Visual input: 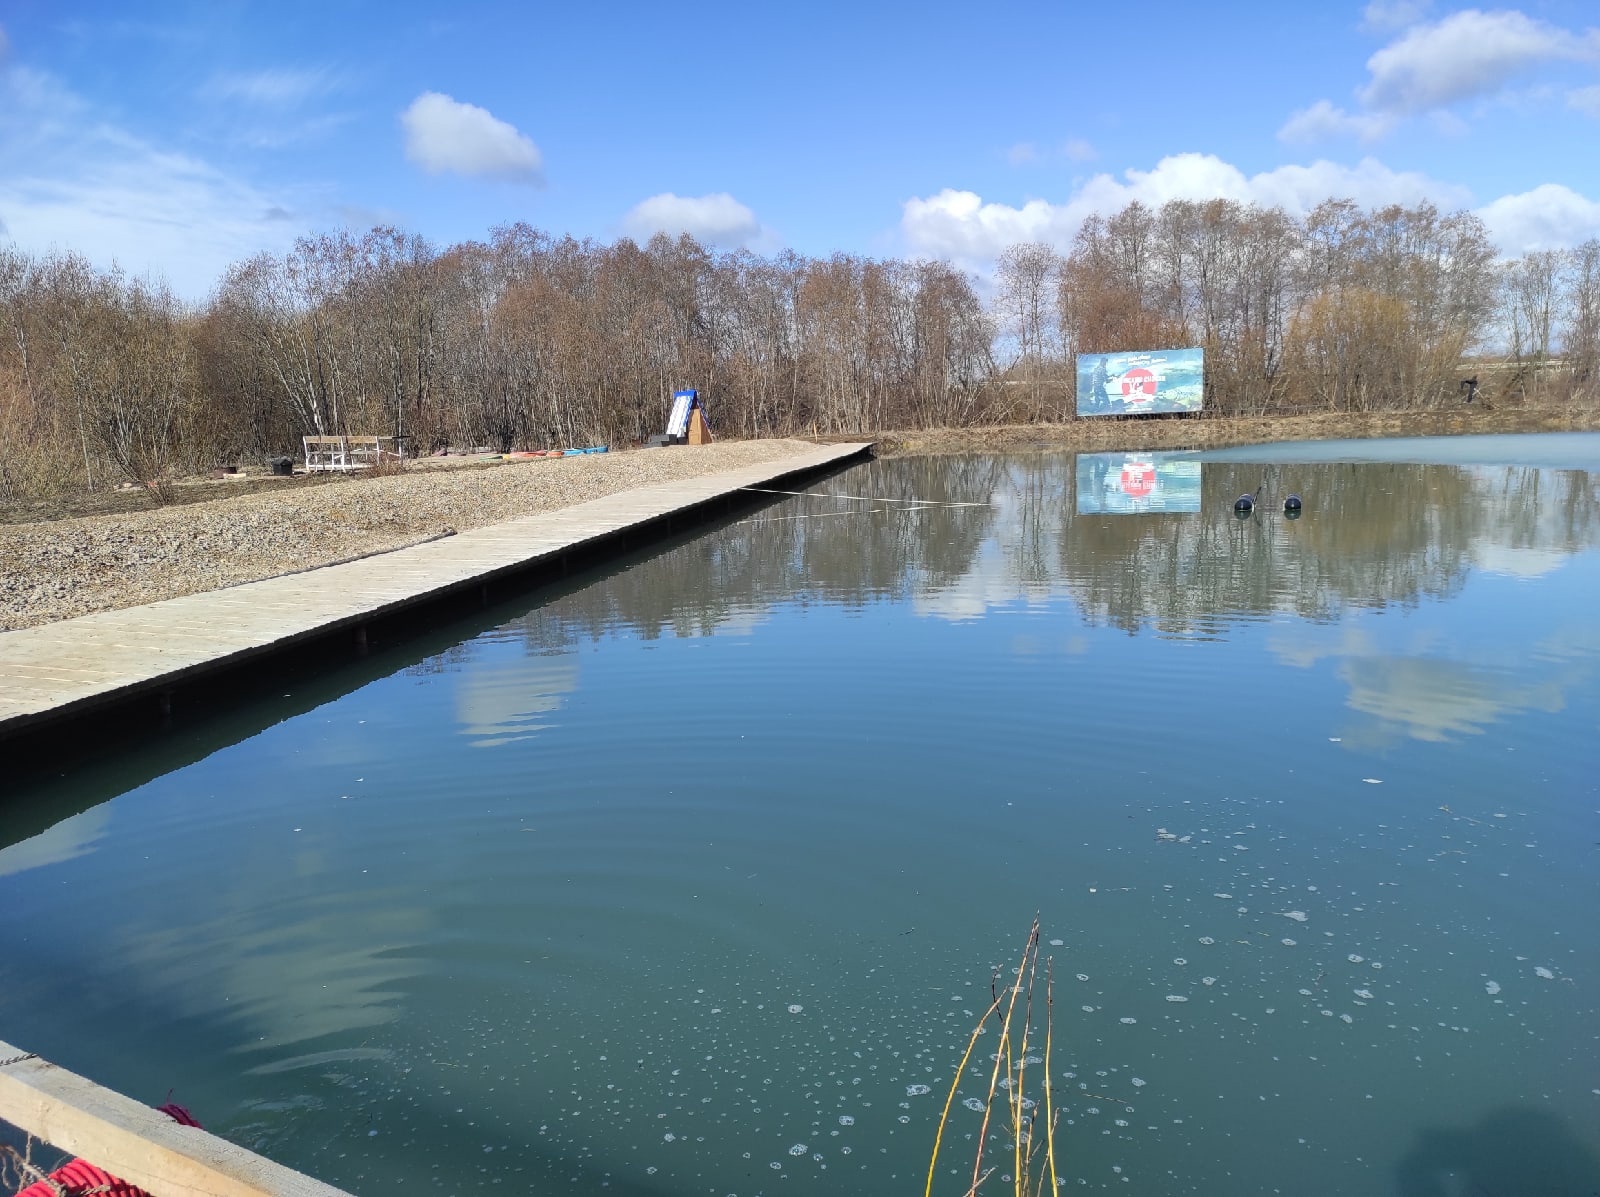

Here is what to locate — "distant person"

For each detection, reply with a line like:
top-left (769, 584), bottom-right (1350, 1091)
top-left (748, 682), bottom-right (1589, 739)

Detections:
top-left (1089, 359), bottom-right (1110, 412)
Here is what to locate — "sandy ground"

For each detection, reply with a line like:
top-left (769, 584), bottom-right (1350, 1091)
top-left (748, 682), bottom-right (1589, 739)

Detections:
top-left (0, 440), bottom-right (820, 631)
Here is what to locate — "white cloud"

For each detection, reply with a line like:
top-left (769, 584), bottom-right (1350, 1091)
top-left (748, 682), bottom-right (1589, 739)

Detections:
top-left (1476, 183), bottom-right (1600, 253)
top-left (0, 59), bottom-right (315, 299)
top-left (1570, 84), bottom-right (1600, 118)
top-left (1362, 0), bottom-right (1431, 33)
top-left (621, 192), bottom-right (769, 248)
top-left (1007, 139), bottom-right (1096, 166)
top-left (901, 153), bottom-right (1468, 262)
top-left (203, 67), bottom-right (340, 107)
top-left (1359, 9), bottom-right (1600, 116)
top-left (1278, 99), bottom-right (1396, 144)
top-left (400, 91), bottom-right (543, 184)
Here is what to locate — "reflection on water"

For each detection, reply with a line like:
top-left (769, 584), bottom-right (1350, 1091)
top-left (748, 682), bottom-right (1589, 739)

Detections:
top-left (487, 450), bottom-right (1599, 645)
top-left (1, 436), bottom-right (1598, 1197)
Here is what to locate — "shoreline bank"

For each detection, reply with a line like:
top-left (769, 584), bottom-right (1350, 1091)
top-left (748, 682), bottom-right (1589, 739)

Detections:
top-left (5, 405), bottom-right (1597, 631)
top-left (866, 401), bottom-right (1600, 456)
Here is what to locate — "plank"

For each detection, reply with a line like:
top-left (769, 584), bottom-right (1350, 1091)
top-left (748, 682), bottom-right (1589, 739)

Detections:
top-left (0, 1042), bottom-right (351, 1197)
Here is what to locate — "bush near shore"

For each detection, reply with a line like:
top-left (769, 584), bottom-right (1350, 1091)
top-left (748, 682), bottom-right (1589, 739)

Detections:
top-left (3, 197), bottom-right (1597, 504)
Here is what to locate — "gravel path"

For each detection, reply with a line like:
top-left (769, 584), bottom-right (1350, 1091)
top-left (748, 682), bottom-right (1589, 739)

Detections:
top-left (0, 441), bottom-right (820, 631)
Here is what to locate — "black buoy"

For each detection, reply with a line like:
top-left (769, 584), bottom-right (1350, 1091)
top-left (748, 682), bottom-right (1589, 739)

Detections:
top-left (1233, 493), bottom-right (1256, 513)
top-left (1283, 494), bottom-right (1302, 513)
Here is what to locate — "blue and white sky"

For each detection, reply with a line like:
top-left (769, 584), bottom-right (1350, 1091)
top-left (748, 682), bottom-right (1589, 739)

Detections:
top-left (3, 0), bottom-right (1599, 300)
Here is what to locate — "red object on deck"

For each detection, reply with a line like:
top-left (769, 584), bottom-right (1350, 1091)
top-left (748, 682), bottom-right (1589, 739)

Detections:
top-left (13, 1103), bottom-right (200, 1197)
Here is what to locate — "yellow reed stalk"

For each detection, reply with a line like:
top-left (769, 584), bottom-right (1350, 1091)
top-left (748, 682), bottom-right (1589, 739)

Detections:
top-left (1042, 957), bottom-right (1059, 1195)
top-left (924, 988), bottom-right (1003, 1197)
top-left (926, 919), bottom-right (1046, 1197)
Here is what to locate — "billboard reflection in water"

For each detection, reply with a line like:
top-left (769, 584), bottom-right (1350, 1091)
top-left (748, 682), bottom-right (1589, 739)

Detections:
top-left (1076, 451), bottom-right (1202, 514)
top-left (1077, 347), bottom-right (1204, 416)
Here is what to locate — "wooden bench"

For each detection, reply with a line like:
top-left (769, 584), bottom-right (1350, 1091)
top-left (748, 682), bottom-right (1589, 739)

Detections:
top-left (301, 436), bottom-right (398, 472)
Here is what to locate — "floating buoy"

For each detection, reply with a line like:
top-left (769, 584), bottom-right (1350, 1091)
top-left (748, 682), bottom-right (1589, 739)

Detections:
top-left (1233, 494), bottom-right (1255, 513)
top-left (1283, 494), bottom-right (1303, 512)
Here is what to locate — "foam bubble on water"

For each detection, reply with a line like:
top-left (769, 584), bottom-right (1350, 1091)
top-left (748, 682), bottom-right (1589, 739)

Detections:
top-left (1485, 980), bottom-right (1502, 995)
top-left (1130, 1078), bottom-right (1146, 1088)
top-left (1076, 974), bottom-right (1090, 982)
top-left (1281, 938), bottom-right (1298, 947)
top-left (1362, 778), bottom-right (1382, 785)
top-left (1050, 939), bottom-right (1065, 946)
top-left (1354, 989), bottom-right (1375, 1000)
top-left (1281, 911), bottom-right (1308, 922)
top-left (838, 1115), bottom-right (854, 1126)
top-left (1298, 989), bottom-right (1313, 996)
top-left (1165, 995), bottom-right (1188, 1003)
top-left (788, 1004), bottom-right (804, 1014)
top-left (1198, 937), bottom-right (1215, 945)
top-left (1120, 1017), bottom-right (1137, 1024)
top-left (1348, 955), bottom-right (1365, 963)
top-left (1082, 1005), bottom-right (1096, 1013)
top-left (963, 1097), bottom-right (986, 1112)
top-left (663, 1133), bottom-right (676, 1142)
top-left (1202, 977), bottom-right (1217, 987)
top-left (789, 1143), bottom-right (808, 1156)
top-left (906, 1084), bottom-right (931, 1096)
top-left (1339, 1013), bottom-right (1354, 1024)
top-left (1535, 966), bottom-right (1554, 979)
top-left (1173, 958), bottom-right (1188, 966)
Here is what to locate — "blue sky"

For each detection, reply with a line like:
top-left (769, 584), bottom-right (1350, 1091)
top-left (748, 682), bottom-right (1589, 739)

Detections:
top-left (3, 0), bottom-right (1599, 299)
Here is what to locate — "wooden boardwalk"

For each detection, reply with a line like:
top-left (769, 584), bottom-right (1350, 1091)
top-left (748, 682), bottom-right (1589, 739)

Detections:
top-left (1, 1037), bottom-right (352, 1196)
top-left (0, 443), bottom-right (870, 742)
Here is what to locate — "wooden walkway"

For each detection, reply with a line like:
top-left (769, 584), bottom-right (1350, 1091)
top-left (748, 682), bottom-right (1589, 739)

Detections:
top-left (0, 1037), bottom-right (351, 1196)
top-left (0, 443), bottom-right (870, 742)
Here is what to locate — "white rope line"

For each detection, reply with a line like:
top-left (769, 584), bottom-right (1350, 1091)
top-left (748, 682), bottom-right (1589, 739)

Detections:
top-left (740, 486), bottom-right (987, 508)
top-left (737, 508), bottom-right (892, 525)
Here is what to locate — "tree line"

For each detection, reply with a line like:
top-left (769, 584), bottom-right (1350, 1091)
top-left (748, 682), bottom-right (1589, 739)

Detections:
top-left (2, 199), bottom-right (1597, 500)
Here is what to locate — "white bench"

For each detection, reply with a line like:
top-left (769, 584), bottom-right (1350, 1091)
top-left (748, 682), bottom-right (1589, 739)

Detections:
top-left (302, 436), bottom-right (398, 472)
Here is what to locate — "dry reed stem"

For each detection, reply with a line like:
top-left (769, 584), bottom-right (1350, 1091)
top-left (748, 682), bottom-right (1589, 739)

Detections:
top-left (1042, 959), bottom-right (1058, 1195)
top-left (927, 918), bottom-right (1057, 1197)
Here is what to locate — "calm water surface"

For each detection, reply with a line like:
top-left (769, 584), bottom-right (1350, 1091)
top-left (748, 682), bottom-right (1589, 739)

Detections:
top-left (3, 434), bottom-right (1598, 1196)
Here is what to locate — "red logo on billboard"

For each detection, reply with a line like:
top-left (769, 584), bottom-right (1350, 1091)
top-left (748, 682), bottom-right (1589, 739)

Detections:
top-left (1120, 367), bottom-right (1159, 402)
top-left (1119, 460), bottom-right (1156, 499)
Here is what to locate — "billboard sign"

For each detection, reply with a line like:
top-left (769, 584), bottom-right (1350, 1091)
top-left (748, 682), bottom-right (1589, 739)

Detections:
top-left (1076, 451), bottom-right (1202, 514)
top-left (1077, 347), bottom-right (1204, 417)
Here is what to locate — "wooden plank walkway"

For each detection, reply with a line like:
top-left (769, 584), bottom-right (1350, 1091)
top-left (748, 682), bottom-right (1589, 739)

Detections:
top-left (0, 443), bottom-right (870, 741)
top-left (0, 1038), bottom-right (351, 1196)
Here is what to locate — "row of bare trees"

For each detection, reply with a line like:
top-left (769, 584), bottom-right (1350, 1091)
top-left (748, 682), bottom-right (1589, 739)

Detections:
top-left (3, 199), bottom-right (1599, 501)
top-left (1000, 198), bottom-right (1600, 417)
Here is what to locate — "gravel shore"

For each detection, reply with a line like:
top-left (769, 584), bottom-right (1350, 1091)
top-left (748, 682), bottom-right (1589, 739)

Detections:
top-left (0, 440), bottom-right (820, 631)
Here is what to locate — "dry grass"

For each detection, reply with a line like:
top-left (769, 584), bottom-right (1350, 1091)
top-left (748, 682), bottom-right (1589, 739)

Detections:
top-left (867, 400), bottom-right (1600, 458)
top-left (927, 918), bottom-right (1059, 1197)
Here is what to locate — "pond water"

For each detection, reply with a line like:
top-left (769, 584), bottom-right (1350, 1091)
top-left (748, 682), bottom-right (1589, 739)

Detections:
top-left (2, 434), bottom-right (1598, 1196)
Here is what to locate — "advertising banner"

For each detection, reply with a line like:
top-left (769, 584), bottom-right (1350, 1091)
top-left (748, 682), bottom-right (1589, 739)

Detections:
top-left (1076, 451), bottom-right (1202, 514)
top-left (1076, 347), bottom-right (1204, 417)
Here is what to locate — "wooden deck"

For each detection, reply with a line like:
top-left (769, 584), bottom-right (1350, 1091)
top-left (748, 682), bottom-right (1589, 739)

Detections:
top-left (0, 1039), bottom-right (351, 1196)
top-left (0, 443), bottom-right (871, 742)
